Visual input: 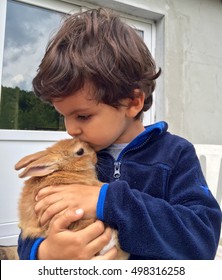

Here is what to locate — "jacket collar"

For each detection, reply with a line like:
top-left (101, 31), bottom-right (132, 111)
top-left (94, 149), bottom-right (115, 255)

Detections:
top-left (98, 121), bottom-right (168, 160)
top-left (125, 121), bottom-right (168, 151)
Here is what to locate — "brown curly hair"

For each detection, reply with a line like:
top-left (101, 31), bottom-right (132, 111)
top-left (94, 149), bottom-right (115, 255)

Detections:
top-left (32, 8), bottom-right (161, 119)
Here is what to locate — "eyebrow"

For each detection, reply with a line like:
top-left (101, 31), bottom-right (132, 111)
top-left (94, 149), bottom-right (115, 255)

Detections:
top-left (57, 107), bottom-right (94, 117)
top-left (68, 108), bottom-right (92, 116)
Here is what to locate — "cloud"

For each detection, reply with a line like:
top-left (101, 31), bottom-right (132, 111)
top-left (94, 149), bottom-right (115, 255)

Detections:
top-left (2, 0), bottom-right (63, 91)
top-left (11, 74), bottom-right (24, 84)
top-left (5, 1), bottom-right (60, 49)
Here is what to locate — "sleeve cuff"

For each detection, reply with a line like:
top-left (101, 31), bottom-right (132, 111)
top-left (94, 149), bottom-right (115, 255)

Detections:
top-left (30, 237), bottom-right (45, 260)
top-left (96, 183), bottom-right (109, 220)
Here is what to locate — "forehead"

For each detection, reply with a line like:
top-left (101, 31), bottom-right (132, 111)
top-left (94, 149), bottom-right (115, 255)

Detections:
top-left (52, 84), bottom-right (97, 115)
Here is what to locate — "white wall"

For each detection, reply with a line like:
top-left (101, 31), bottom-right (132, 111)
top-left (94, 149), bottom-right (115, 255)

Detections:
top-left (162, 0), bottom-right (222, 145)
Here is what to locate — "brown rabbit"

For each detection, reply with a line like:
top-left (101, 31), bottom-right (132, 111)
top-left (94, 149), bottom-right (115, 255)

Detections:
top-left (15, 138), bottom-right (129, 259)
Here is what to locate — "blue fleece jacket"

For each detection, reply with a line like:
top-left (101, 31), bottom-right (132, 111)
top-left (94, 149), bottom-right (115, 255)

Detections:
top-left (17, 121), bottom-right (221, 259)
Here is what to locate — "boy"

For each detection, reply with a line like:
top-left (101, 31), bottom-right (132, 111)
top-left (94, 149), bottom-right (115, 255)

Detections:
top-left (18, 8), bottom-right (221, 260)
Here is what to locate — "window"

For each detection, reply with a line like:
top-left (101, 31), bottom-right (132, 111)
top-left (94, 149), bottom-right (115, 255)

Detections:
top-left (0, 0), bottom-right (66, 130)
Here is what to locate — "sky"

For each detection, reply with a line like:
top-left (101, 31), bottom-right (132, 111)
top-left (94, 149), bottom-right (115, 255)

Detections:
top-left (2, 0), bottom-right (64, 91)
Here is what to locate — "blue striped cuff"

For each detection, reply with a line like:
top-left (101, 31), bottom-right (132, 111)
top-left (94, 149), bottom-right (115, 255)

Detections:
top-left (30, 237), bottom-right (45, 260)
top-left (96, 183), bottom-right (109, 220)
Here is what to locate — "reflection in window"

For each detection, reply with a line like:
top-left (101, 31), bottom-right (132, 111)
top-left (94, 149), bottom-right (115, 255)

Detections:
top-left (135, 29), bottom-right (144, 39)
top-left (0, 0), bottom-right (65, 130)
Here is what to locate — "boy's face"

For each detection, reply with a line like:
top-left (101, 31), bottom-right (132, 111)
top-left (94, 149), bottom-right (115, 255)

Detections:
top-left (52, 83), bottom-right (144, 151)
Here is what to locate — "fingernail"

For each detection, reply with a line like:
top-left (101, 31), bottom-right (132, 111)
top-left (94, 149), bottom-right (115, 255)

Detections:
top-left (35, 195), bottom-right (38, 201)
top-left (75, 209), bottom-right (84, 215)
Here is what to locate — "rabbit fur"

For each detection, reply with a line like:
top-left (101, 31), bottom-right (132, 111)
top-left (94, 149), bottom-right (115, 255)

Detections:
top-left (15, 138), bottom-right (129, 259)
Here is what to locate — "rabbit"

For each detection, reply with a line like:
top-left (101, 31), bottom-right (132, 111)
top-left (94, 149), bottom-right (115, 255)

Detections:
top-left (15, 138), bottom-right (129, 259)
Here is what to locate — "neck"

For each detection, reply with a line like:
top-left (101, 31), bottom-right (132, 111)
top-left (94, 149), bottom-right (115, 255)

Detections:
top-left (115, 120), bottom-right (145, 144)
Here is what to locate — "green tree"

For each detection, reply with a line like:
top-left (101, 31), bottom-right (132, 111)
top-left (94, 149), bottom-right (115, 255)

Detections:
top-left (0, 86), bottom-right (65, 131)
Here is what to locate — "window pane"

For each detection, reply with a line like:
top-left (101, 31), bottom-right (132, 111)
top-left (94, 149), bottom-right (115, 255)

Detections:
top-left (135, 29), bottom-right (144, 39)
top-left (0, 0), bottom-right (65, 130)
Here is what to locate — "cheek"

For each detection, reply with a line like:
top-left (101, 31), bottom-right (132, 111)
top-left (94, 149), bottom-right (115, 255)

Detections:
top-left (97, 129), bottom-right (119, 145)
top-left (88, 130), bottom-right (114, 147)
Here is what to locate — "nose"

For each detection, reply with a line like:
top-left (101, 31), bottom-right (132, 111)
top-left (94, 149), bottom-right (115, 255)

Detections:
top-left (65, 119), bottom-right (82, 137)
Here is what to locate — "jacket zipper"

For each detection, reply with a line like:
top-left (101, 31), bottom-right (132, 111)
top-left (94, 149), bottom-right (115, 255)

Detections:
top-left (113, 131), bottom-right (156, 180)
top-left (113, 162), bottom-right (121, 179)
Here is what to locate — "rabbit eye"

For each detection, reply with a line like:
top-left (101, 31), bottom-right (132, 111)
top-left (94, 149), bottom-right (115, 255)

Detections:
top-left (76, 148), bottom-right (84, 156)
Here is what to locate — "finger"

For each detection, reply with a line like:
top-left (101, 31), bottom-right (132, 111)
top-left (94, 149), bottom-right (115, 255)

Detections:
top-left (35, 192), bottom-right (63, 214)
top-left (51, 208), bottom-right (84, 233)
top-left (72, 222), bottom-right (111, 258)
top-left (36, 185), bottom-right (61, 201)
top-left (37, 199), bottom-right (67, 226)
top-left (86, 226), bottom-right (113, 254)
top-left (92, 247), bottom-right (118, 260)
top-left (80, 220), bottom-right (106, 243)
top-left (47, 208), bottom-right (67, 229)
top-left (35, 186), bottom-right (75, 222)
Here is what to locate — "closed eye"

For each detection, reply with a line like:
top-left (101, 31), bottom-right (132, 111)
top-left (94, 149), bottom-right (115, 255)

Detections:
top-left (77, 115), bottom-right (91, 121)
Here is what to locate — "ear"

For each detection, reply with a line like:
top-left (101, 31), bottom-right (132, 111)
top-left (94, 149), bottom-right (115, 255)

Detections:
top-left (125, 90), bottom-right (145, 118)
top-left (15, 150), bottom-right (48, 170)
top-left (17, 154), bottom-right (60, 178)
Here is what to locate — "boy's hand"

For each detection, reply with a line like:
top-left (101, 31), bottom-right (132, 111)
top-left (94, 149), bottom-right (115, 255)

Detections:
top-left (35, 184), bottom-right (101, 227)
top-left (38, 208), bottom-right (117, 260)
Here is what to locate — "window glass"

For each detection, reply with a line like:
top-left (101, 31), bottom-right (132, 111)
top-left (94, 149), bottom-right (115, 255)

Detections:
top-left (135, 29), bottom-right (144, 39)
top-left (0, 0), bottom-right (65, 130)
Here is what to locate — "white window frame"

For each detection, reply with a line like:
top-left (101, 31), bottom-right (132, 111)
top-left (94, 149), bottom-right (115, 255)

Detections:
top-left (123, 17), bottom-right (156, 126)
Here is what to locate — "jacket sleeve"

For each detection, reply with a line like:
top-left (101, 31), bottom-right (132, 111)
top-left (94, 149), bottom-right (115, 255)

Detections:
top-left (17, 233), bottom-right (44, 260)
top-left (96, 144), bottom-right (222, 259)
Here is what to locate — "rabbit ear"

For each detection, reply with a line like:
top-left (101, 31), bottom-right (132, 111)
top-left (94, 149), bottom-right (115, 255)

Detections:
top-left (17, 154), bottom-right (60, 178)
top-left (15, 150), bottom-right (48, 170)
